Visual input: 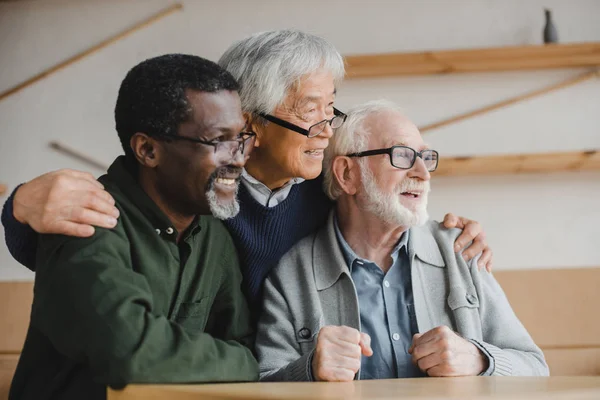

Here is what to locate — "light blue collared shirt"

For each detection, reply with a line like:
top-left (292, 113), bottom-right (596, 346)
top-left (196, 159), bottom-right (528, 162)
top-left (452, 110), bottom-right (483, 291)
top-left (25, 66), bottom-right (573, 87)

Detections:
top-left (333, 216), bottom-right (424, 379)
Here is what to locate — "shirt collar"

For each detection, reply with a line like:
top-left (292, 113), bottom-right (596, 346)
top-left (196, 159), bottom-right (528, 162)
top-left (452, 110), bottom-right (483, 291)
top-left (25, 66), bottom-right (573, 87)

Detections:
top-left (241, 169), bottom-right (304, 194)
top-left (333, 212), bottom-right (409, 273)
top-left (105, 156), bottom-right (202, 241)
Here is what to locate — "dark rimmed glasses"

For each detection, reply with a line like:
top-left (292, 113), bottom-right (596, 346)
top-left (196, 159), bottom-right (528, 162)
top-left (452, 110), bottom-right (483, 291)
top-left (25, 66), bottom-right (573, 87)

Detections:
top-left (347, 145), bottom-right (439, 172)
top-left (259, 107), bottom-right (347, 138)
top-left (156, 131), bottom-right (256, 159)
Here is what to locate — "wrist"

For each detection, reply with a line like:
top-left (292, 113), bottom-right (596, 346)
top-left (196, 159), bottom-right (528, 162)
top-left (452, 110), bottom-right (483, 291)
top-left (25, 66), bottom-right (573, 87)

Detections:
top-left (12, 184), bottom-right (28, 225)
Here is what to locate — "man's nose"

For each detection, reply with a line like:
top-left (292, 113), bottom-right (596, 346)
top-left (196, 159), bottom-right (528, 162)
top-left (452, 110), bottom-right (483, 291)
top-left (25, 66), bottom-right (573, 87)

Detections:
top-left (409, 156), bottom-right (431, 181)
top-left (319, 122), bottom-right (334, 139)
top-left (227, 143), bottom-right (246, 168)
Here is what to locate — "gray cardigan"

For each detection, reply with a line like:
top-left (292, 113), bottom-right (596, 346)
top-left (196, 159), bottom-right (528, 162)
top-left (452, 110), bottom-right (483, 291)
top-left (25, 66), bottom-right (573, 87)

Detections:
top-left (255, 211), bottom-right (549, 381)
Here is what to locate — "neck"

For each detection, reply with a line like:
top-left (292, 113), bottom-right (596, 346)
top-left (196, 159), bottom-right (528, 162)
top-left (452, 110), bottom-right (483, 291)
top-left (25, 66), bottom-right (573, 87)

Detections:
top-left (138, 169), bottom-right (195, 243)
top-left (245, 150), bottom-right (292, 190)
top-left (336, 197), bottom-right (408, 273)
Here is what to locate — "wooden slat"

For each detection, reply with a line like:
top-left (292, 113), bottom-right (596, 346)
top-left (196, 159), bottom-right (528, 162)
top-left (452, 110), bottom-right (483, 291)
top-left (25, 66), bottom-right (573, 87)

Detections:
top-left (495, 268), bottom-right (600, 348)
top-left (543, 348), bottom-right (600, 376)
top-left (344, 42), bottom-right (600, 78)
top-left (0, 3), bottom-right (183, 102)
top-left (435, 150), bottom-right (600, 177)
top-left (0, 282), bottom-right (33, 353)
top-left (420, 70), bottom-right (599, 133)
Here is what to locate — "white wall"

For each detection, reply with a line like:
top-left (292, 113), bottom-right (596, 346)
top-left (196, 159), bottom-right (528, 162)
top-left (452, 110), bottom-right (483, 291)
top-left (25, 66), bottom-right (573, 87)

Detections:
top-left (1, 0), bottom-right (599, 280)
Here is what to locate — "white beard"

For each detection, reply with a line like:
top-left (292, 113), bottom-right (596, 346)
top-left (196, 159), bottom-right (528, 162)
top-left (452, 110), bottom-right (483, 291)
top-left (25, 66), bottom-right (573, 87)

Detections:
top-left (205, 181), bottom-right (240, 220)
top-left (360, 165), bottom-right (430, 228)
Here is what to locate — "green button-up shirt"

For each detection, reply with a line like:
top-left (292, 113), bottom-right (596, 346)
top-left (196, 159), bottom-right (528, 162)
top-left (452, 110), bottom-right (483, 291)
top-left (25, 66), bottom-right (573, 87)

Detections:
top-left (10, 157), bottom-right (258, 400)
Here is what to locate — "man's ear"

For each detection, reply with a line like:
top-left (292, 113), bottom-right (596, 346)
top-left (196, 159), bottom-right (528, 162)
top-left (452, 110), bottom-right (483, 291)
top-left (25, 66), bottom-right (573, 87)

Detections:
top-left (332, 156), bottom-right (359, 195)
top-left (245, 112), bottom-right (263, 148)
top-left (130, 133), bottom-right (160, 168)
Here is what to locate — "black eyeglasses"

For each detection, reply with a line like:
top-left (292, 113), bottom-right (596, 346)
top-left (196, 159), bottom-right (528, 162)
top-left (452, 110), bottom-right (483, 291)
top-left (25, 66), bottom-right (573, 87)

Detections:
top-left (347, 145), bottom-right (439, 172)
top-left (156, 131), bottom-right (256, 159)
top-left (259, 108), bottom-right (347, 138)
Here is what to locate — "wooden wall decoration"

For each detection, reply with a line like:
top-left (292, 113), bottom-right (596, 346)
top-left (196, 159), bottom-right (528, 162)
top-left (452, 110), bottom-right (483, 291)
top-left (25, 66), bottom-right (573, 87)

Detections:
top-left (0, 3), bottom-right (183, 102)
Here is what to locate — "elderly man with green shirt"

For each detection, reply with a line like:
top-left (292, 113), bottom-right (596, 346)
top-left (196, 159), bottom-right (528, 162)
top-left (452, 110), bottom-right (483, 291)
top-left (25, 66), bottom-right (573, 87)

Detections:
top-left (9, 54), bottom-right (259, 400)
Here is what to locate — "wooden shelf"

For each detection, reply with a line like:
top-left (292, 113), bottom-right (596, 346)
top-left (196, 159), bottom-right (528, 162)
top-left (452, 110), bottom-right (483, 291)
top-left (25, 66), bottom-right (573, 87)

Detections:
top-left (344, 42), bottom-right (600, 78)
top-left (435, 150), bottom-right (600, 177)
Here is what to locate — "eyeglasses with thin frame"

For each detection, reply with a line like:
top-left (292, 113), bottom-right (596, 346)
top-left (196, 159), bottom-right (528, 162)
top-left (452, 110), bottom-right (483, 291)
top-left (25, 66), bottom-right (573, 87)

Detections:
top-left (156, 131), bottom-right (256, 159)
top-left (259, 107), bottom-right (347, 138)
top-left (347, 145), bottom-right (439, 172)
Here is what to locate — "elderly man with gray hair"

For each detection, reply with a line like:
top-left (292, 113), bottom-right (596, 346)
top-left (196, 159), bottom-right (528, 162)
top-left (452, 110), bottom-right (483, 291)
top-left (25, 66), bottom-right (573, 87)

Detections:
top-left (255, 100), bottom-right (548, 382)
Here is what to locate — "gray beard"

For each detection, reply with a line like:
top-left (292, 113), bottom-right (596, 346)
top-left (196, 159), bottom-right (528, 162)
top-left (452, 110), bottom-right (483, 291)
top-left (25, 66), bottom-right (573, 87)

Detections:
top-left (360, 165), bottom-right (429, 228)
top-left (205, 181), bottom-right (240, 220)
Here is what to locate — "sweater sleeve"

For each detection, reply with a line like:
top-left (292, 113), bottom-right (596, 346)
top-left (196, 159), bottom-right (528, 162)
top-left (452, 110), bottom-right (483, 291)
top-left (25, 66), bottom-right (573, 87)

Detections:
top-left (255, 268), bottom-right (314, 382)
top-left (32, 224), bottom-right (259, 387)
top-left (468, 257), bottom-right (549, 376)
top-left (1, 185), bottom-right (38, 270)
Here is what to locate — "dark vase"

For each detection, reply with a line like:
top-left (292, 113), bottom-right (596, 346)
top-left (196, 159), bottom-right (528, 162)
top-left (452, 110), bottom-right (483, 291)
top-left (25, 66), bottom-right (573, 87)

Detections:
top-left (543, 9), bottom-right (559, 44)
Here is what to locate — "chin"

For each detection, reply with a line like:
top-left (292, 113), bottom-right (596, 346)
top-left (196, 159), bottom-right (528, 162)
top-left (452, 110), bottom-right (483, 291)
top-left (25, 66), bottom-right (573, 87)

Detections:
top-left (206, 184), bottom-right (240, 220)
top-left (297, 165), bottom-right (323, 181)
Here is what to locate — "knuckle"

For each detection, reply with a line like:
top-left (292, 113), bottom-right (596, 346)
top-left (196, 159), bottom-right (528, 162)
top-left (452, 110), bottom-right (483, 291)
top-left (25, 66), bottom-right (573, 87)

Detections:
top-left (439, 337), bottom-right (450, 348)
top-left (441, 350), bottom-right (452, 360)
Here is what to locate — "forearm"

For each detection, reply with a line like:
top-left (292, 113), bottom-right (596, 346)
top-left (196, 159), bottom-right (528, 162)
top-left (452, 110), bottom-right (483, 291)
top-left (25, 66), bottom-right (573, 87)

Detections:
top-left (1, 186), bottom-right (38, 270)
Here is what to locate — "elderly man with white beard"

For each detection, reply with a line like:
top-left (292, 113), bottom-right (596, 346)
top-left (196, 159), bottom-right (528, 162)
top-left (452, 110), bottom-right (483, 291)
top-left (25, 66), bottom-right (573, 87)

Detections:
top-left (255, 100), bottom-right (548, 382)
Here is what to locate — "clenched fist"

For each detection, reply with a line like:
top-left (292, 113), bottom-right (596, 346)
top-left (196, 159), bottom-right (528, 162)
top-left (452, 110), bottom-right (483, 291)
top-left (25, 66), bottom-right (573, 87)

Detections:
top-left (408, 325), bottom-right (488, 377)
top-left (311, 325), bottom-right (372, 382)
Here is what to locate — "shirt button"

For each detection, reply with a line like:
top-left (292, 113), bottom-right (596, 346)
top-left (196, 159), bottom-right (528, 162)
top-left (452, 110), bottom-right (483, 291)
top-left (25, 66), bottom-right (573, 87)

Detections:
top-left (155, 229), bottom-right (161, 235)
top-left (166, 227), bottom-right (174, 235)
top-left (384, 280), bottom-right (390, 288)
top-left (392, 333), bottom-right (400, 341)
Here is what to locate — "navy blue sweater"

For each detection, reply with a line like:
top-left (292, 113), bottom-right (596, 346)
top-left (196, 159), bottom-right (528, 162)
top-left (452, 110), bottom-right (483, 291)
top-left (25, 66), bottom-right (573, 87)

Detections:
top-left (2, 178), bottom-right (333, 310)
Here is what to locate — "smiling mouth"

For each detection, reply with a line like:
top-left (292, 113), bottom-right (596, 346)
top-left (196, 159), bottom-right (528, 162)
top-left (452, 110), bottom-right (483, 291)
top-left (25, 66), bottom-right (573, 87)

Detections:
top-left (401, 191), bottom-right (421, 199)
top-left (215, 177), bottom-right (238, 186)
top-left (305, 149), bottom-right (324, 156)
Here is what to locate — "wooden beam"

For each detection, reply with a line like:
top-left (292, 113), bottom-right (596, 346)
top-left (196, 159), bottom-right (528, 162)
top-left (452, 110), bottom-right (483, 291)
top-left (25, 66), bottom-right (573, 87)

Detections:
top-left (0, 3), bottom-right (183, 102)
top-left (435, 150), bottom-right (600, 177)
top-left (344, 42), bottom-right (600, 79)
top-left (49, 141), bottom-right (109, 172)
top-left (420, 69), bottom-right (599, 133)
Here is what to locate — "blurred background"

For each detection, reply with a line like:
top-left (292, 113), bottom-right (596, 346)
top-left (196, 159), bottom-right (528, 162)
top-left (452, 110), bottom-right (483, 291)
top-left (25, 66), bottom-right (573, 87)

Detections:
top-left (0, 0), bottom-right (599, 280)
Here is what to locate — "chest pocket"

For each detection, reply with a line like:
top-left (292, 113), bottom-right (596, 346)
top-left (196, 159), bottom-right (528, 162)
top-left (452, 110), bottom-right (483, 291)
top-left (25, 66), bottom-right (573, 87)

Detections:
top-left (447, 287), bottom-right (482, 339)
top-left (174, 297), bottom-right (210, 331)
top-left (294, 317), bottom-right (322, 355)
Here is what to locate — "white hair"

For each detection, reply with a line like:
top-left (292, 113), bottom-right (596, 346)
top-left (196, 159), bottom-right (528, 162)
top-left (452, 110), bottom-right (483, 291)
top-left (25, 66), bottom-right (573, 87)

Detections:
top-left (218, 30), bottom-right (345, 115)
top-left (323, 99), bottom-right (404, 200)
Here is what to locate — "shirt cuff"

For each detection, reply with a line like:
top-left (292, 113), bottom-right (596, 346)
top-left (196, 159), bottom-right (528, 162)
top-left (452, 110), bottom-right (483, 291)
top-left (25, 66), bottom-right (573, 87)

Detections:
top-left (469, 339), bottom-right (495, 376)
top-left (1, 184), bottom-right (38, 269)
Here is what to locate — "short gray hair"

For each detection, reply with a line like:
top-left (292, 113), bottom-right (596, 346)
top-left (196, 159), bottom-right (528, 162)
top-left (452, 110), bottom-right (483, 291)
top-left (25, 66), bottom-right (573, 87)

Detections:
top-left (323, 99), bottom-right (404, 200)
top-left (218, 30), bottom-right (345, 115)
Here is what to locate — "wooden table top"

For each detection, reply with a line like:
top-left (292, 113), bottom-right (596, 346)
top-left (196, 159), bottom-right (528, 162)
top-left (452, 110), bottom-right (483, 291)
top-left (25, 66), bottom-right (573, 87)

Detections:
top-left (107, 376), bottom-right (600, 400)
